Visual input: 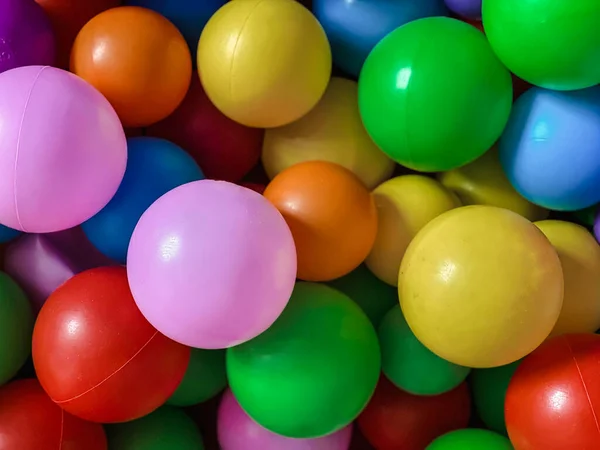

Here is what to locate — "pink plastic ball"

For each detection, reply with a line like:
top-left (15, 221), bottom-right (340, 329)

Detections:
top-left (0, 66), bottom-right (127, 232)
top-left (218, 389), bottom-right (353, 450)
top-left (127, 180), bottom-right (297, 349)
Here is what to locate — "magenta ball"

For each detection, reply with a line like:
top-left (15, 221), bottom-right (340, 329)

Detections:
top-left (0, 66), bottom-right (127, 232)
top-left (218, 389), bottom-right (353, 450)
top-left (0, 0), bottom-right (55, 73)
top-left (127, 180), bottom-right (297, 349)
top-left (444, 0), bottom-right (481, 19)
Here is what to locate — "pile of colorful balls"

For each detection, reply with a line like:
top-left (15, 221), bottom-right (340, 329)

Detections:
top-left (0, 0), bottom-right (599, 448)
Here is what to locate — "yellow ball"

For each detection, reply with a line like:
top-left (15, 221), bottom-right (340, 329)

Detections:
top-left (197, 0), bottom-right (331, 128)
top-left (438, 147), bottom-right (548, 221)
top-left (262, 77), bottom-right (395, 189)
top-left (399, 206), bottom-right (563, 368)
top-left (534, 220), bottom-right (600, 336)
top-left (366, 175), bottom-right (460, 286)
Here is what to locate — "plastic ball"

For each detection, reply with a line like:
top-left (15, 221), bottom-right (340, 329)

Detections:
top-left (218, 389), bottom-right (353, 450)
top-left (358, 377), bottom-right (471, 450)
top-left (366, 175), bottom-right (459, 286)
top-left (124, 0), bottom-right (226, 52)
top-left (264, 161), bottom-right (377, 281)
top-left (471, 360), bottom-right (521, 434)
top-left (506, 334), bottom-right (600, 449)
top-left (227, 282), bottom-right (380, 438)
top-left (483, 0), bottom-right (600, 90)
top-left (313, 0), bottom-right (448, 78)
top-left (535, 221), bottom-right (600, 336)
top-left (262, 77), bottom-right (394, 189)
top-left (127, 180), bottom-right (297, 349)
top-left (379, 306), bottom-right (470, 396)
top-left (32, 267), bottom-right (190, 423)
top-left (82, 137), bottom-right (204, 264)
top-left (34, 0), bottom-right (120, 68)
top-left (0, 224), bottom-right (20, 243)
top-left (399, 205), bottom-right (563, 368)
top-left (438, 147), bottom-right (548, 221)
top-left (0, 66), bottom-right (127, 233)
top-left (0, 378), bottom-right (107, 450)
top-left (359, 17), bottom-right (512, 172)
top-left (499, 86), bottom-right (600, 211)
top-left (197, 0), bottom-right (331, 128)
top-left (327, 264), bottom-right (398, 327)
top-left (444, 0), bottom-right (480, 19)
top-left (427, 429), bottom-right (513, 450)
top-left (0, 0), bottom-right (55, 73)
top-left (0, 272), bottom-right (33, 386)
top-left (147, 72), bottom-right (264, 182)
top-left (167, 348), bottom-right (226, 407)
top-left (71, 6), bottom-right (192, 127)
top-left (106, 406), bottom-right (205, 450)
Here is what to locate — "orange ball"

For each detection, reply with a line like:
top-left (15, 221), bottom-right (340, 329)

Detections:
top-left (264, 161), bottom-right (377, 282)
top-left (70, 6), bottom-right (192, 127)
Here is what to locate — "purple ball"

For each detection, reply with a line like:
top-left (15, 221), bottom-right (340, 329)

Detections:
top-left (0, 0), bottom-right (55, 73)
top-left (444, 0), bottom-right (481, 19)
top-left (218, 389), bottom-right (353, 450)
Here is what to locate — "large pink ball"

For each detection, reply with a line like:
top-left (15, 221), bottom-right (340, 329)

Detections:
top-left (218, 389), bottom-right (353, 450)
top-left (127, 180), bottom-right (297, 349)
top-left (0, 66), bottom-right (127, 232)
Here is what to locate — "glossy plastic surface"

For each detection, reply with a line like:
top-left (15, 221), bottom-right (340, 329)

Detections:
top-left (444, 0), bottom-right (480, 18)
top-left (358, 377), bottom-right (471, 450)
top-left (359, 17), bottom-right (512, 172)
top-left (32, 266), bottom-right (190, 423)
top-left (227, 282), bottom-right (380, 438)
top-left (71, 6), bottom-right (192, 127)
top-left (264, 161), bottom-right (377, 282)
top-left (399, 205), bottom-right (563, 368)
top-left (427, 429), bottom-right (513, 449)
top-left (506, 334), bottom-right (600, 449)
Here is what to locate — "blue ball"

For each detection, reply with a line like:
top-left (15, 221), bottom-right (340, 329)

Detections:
top-left (313, 0), bottom-right (448, 78)
top-left (124, 0), bottom-right (226, 53)
top-left (500, 86), bottom-right (600, 211)
top-left (82, 137), bottom-right (204, 263)
top-left (0, 224), bottom-right (20, 243)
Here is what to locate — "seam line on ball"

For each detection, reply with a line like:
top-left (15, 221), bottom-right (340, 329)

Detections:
top-left (53, 330), bottom-right (160, 404)
top-left (14, 65), bottom-right (49, 232)
top-left (58, 408), bottom-right (64, 450)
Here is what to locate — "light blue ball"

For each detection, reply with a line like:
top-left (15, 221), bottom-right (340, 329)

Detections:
top-left (82, 137), bottom-right (204, 263)
top-left (313, 0), bottom-right (448, 78)
top-left (500, 86), bottom-right (600, 211)
top-left (0, 224), bottom-right (20, 243)
top-left (124, 0), bottom-right (226, 53)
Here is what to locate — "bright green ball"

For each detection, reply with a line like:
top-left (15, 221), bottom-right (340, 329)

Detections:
top-left (167, 348), bottom-right (226, 407)
top-left (427, 429), bottom-right (514, 449)
top-left (107, 406), bottom-right (204, 450)
top-left (227, 282), bottom-right (381, 438)
top-left (483, 0), bottom-right (600, 90)
top-left (471, 360), bottom-right (521, 434)
top-left (379, 306), bottom-right (470, 395)
top-left (358, 16), bottom-right (512, 172)
top-left (0, 272), bottom-right (33, 386)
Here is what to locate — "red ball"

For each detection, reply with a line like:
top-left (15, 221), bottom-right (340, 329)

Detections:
top-left (147, 72), bottom-right (264, 182)
top-left (239, 182), bottom-right (266, 195)
top-left (0, 378), bottom-right (107, 450)
top-left (32, 266), bottom-right (190, 423)
top-left (505, 333), bottom-right (600, 449)
top-left (357, 376), bottom-right (471, 450)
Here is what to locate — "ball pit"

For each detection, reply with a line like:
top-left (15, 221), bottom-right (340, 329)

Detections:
top-left (427, 429), bottom-right (513, 450)
top-left (399, 205), bottom-right (564, 368)
top-left (0, 0), bottom-right (55, 73)
top-left (0, 66), bottom-right (127, 233)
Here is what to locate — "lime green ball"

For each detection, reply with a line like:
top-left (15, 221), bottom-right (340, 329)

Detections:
top-left (471, 360), bottom-right (521, 434)
top-left (379, 306), bottom-right (470, 395)
top-left (167, 348), bottom-right (226, 407)
top-left (483, 0), bottom-right (600, 91)
top-left (0, 272), bottom-right (33, 386)
top-left (427, 429), bottom-right (513, 449)
top-left (327, 264), bottom-right (398, 327)
top-left (227, 282), bottom-right (381, 438)
top-left (358, 16), bottom-right (512, 172)
top-left (107, 406), bottom-right (204, 450)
